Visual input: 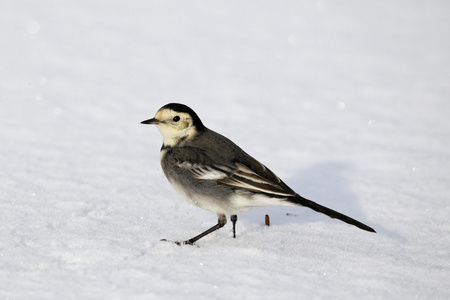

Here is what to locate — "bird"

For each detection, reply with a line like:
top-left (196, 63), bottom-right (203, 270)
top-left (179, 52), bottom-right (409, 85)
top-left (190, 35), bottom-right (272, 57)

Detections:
top-left (141, 103), bottom-right (376, 245)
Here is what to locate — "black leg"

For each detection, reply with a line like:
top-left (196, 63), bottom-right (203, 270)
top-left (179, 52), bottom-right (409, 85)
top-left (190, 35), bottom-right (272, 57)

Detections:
top-left (230, 215), bottom-right (237, 238)
top-left (178, 214), bottom-right (227, 245)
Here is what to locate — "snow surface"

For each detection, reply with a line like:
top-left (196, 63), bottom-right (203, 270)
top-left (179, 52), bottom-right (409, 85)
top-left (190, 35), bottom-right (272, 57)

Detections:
top-left (1, 1), bottom-right (449, 299)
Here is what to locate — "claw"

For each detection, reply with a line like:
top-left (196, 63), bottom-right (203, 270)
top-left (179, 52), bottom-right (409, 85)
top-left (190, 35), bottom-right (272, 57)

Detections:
top-left (160, 238), bottom-right (198, 246)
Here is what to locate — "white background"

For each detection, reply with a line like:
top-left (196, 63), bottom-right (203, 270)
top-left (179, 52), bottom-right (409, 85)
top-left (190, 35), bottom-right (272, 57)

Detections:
top-left (1, 1), bottom-right (449, 299)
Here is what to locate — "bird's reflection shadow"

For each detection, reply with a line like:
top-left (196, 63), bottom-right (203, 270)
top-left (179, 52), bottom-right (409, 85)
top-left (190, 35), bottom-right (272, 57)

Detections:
top-left (244, 161), bottom-right (367, 227)
top-left (243, 161), bottom-right (404, 242)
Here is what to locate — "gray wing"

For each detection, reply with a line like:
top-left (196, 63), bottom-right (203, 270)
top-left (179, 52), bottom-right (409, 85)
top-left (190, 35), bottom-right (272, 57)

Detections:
top-left (172, 147), bottom-right (296, 197)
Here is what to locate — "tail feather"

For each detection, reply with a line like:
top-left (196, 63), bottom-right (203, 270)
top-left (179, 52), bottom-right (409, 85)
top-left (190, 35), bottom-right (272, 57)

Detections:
top-left (288, 195), bottom-right (376, 233)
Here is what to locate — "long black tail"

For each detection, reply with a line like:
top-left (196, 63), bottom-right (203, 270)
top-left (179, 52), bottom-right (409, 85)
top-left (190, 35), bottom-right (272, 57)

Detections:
top-left (288, 195), bottom-right (376, 233)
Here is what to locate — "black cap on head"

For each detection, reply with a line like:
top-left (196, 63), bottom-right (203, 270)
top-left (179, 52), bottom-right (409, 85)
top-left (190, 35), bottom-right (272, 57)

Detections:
top-left (161, 103), bottom-right (206, 131)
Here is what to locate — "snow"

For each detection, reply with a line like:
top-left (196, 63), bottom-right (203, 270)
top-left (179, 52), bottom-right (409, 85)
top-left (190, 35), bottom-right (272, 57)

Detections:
top-left (1, 0), bottom-right (449, 299)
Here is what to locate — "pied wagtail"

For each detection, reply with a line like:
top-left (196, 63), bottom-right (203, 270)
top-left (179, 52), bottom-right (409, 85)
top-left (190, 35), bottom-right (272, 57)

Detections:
top-left (141, 103), bottom-right (376, 245)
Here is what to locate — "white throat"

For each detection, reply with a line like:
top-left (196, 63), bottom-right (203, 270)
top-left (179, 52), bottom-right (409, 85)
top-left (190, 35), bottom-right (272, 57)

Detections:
top-left (157, 125), bottom-right (195, 147)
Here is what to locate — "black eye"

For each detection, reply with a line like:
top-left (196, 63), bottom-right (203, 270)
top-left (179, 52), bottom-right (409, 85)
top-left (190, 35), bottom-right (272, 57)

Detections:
top-left (172, 116), bottom-right (180, 122)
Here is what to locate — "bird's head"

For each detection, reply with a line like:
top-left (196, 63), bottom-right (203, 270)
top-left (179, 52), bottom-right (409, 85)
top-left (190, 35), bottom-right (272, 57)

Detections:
top-left (141, 103), bottom-right (206, 147)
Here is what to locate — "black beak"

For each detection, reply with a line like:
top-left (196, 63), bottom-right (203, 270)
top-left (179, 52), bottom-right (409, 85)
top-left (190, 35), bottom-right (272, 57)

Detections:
top-left (141, 118), bottom-right (159, 125)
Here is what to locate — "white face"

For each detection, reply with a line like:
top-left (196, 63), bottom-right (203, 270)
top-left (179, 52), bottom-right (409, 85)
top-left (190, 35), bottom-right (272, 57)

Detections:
top-left (153, 109), bottom-right (197, 146)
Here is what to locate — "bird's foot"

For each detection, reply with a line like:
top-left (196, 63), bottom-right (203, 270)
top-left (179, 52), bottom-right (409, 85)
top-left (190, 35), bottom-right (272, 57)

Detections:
top-left (160, 238), bottom-right (198, 247)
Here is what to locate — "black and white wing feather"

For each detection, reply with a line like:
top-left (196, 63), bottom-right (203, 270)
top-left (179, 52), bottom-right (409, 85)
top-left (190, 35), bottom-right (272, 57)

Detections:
top-left (178, 154), bottom-right (296, 198)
